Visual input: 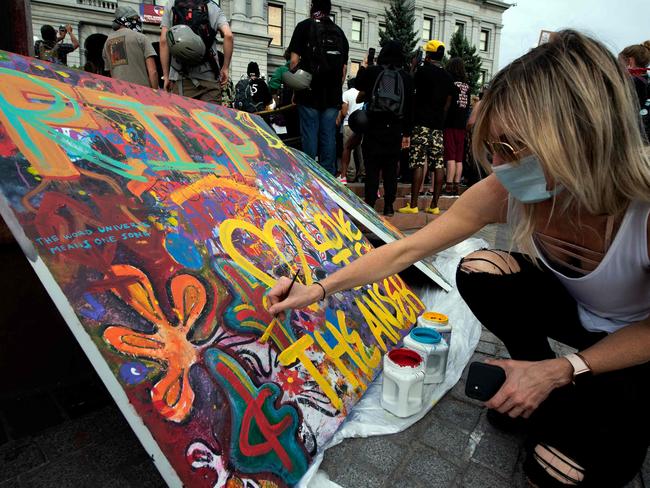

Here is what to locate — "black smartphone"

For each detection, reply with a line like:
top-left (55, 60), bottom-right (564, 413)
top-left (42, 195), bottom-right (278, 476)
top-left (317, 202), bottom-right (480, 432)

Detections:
top-left (465, 362), bottom-right (506, 401)
top-left (367, 48), bottom-right (375, 66)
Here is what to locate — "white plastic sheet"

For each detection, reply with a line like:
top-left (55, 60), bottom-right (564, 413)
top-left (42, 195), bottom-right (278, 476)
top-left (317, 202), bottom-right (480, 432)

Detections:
top-left (300, 237), bottom-right (488, 488)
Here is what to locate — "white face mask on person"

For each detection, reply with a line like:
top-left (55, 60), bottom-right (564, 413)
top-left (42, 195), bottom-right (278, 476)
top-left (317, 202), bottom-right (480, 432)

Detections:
top-left (492, 154), bottom-right (562, 203)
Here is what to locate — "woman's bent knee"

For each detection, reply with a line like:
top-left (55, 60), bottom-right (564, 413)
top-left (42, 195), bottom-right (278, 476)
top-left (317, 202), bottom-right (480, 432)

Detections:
top-left (459, 249), bottom-right (521, 275)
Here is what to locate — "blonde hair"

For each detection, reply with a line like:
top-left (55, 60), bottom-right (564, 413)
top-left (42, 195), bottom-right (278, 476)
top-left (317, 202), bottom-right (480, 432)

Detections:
top-left (621, 41), bottom-right (650, 67)
top-left (472, 30), bottom-right (650, 255)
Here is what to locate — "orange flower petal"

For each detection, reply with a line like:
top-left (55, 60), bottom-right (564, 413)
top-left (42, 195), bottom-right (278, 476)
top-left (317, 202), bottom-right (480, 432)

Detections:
top-left (170, 274), bottom-right (207, 331)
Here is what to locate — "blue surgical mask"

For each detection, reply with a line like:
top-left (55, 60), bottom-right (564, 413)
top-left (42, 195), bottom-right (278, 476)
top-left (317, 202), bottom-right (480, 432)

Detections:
top-left (492, 154), bottom-right (562, 203)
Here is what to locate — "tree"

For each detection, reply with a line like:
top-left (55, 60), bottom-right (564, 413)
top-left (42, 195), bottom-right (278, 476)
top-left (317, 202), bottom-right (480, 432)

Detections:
top-left (378, 0), bottom-right (418, 68)
top-left (447, 30), bottom-right (483, 95)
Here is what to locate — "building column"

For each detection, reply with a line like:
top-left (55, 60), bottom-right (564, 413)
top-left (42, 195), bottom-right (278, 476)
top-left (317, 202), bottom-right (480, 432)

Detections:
top-left (368, 13), bottom-right (378, 49)
top-left (493, 24), bottom-right (503, 72)
top-left (231, 0), bottom-right (247, 20)
top-left (251, 0), bottom-right (264, 22)
top-left (470, 17), bottom-right (480, 47)
top-left (441, 12), bottom-right (453, 47)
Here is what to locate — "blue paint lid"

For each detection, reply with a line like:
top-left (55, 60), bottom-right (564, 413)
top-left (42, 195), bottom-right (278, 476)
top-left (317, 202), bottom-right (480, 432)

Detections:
top-left (410, 328), bottom-right (441, 344)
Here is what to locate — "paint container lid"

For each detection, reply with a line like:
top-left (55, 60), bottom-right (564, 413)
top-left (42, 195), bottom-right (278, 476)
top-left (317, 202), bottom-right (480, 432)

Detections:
top-left (387, 348), bottom-right (423, 368)
top-left (421, 311), bottom-right (449, 325)
top-left (410, 327), bottom-right (442, 344)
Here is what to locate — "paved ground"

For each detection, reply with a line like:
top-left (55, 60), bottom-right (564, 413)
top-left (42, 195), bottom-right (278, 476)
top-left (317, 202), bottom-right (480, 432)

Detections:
top-left (0, 225), bottom-right (648, 487)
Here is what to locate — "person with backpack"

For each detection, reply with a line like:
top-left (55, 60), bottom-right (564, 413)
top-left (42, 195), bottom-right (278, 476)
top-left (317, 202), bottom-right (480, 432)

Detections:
top-left (398, 40), bottom-right (455, 215)
top-left (234, 62), bottom-right (272, 113)
top-left (103, 6), bottom-right (159, 89)
top-left (159, 0), bottom-right (233, 103)
top-left (355, 40), bottom-right (414, 216)
top-left (442, 57), bottom-right (471, 197)
top-left (620, 41), bottom-right (650, 143)
top-left (286, 0), bottom-right (349, 175)
top-left (34, 24), bottom-right (79, 66)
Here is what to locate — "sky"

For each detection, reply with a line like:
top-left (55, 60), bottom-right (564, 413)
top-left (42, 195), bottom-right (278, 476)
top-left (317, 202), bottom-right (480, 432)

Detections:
top-left (498, 0), bottom-right (650, 68)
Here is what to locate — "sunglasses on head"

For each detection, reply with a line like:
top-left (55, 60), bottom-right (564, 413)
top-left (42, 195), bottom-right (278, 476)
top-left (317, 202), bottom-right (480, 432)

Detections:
top-left (483, 136), bottom-right (527, 163)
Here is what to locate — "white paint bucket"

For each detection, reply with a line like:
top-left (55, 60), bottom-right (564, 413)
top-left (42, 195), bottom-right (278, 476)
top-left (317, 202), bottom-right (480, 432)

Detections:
top-left (381, 348), bottom-right (426, 418)
top-left (403, 328), bottom-right (449, 384)
top-left (417, 311), bottom-right (452, 347)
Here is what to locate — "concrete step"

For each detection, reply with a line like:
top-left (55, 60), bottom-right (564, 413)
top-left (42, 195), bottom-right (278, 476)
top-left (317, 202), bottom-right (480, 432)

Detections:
top-left (346, 182), bottom-right (413, 198)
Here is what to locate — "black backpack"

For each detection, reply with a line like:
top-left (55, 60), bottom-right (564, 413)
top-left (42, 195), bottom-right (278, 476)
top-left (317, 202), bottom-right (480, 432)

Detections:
top-left (367, 66), bottom-right (405, 119)
top-left (34, 40), bottom-right (60, 64)
top-left (234, 78), bottom-right (264, 113)
top-left (307, 18), bottom-right (345, 77)
top-left (171, 0), bottom-right (218, 68)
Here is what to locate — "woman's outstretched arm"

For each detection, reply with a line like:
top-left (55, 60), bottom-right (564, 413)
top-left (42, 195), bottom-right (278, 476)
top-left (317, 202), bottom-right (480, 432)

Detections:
top-left (267, 174), bottom-right (508, 314)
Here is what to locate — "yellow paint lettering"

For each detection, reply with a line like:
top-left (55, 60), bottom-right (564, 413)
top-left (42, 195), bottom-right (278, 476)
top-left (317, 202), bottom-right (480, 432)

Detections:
top-left (277, 335), bottom-right (342, 411)
top-left (354, 296), bottom-right (401, 352)
top-left (334, 310), bottom-right (382, 370)
top-left (383, 275), bottom-right (425, 325)
top-left (314, 321), bottom-right (368, 388)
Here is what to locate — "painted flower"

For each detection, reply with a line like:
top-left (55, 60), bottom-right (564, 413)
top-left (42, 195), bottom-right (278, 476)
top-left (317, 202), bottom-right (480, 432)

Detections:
top-left (277, 369), bottom-right (305, 397)
top-left (102, 264), bottom-right (208, 423)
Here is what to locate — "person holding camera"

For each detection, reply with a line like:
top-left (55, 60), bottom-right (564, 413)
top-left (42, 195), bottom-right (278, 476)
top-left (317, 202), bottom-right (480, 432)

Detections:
top-left (34, 24), bottom-right (79, 66)
top-left (268, 30), bottom-right (650, 487)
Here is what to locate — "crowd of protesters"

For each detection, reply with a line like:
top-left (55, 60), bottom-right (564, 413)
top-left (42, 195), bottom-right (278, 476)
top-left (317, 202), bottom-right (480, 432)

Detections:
top-left (33, 1), bottom-right (650, 215)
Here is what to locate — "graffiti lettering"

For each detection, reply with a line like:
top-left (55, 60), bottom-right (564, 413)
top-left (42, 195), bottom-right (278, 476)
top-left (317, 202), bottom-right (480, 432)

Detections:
top-left (0, 69), bottom-right (260, 182)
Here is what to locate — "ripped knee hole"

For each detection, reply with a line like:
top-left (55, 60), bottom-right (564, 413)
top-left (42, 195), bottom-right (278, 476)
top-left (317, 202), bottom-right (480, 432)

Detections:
top-left (459, 249), bottom-right (521, 275)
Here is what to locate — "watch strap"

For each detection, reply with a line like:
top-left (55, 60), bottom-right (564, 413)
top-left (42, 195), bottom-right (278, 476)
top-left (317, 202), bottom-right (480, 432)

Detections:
top-left (564, 352), bottom-right (591, 377)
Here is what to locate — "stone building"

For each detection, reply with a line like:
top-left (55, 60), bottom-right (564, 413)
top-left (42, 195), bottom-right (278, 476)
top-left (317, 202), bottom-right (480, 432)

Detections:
top-left (29, 0), bottom-right (509, 85)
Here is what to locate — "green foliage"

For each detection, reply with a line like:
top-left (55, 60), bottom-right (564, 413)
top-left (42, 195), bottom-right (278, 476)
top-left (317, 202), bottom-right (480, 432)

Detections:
top-left (447, 29), bottom-right (483, 95)
top-left (378, 0), bottom-right (418, 68)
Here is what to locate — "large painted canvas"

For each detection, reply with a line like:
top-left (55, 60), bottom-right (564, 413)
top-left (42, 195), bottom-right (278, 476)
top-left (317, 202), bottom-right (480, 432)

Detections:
top-left (287, 149), bottom-right (451, 291)
top-left (0, 51), bottom-right (426, 487)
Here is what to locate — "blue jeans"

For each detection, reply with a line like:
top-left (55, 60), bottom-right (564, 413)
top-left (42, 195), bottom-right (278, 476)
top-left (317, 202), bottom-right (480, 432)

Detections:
top-left (298, 105), bottom-right (338, 175)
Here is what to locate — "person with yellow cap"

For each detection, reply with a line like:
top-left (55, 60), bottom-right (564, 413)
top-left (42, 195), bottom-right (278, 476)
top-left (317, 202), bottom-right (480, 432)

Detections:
top-left (398, 39), bottom-right (455, 215)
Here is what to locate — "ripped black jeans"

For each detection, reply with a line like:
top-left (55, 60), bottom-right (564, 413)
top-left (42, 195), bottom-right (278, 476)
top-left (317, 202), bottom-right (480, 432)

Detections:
top-left (456, 251), bottom-right (650, 487)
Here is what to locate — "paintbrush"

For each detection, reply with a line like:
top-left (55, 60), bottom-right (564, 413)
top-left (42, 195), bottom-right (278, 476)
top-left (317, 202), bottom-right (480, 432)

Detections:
top-left (260, 267), bottom-right (301, 344)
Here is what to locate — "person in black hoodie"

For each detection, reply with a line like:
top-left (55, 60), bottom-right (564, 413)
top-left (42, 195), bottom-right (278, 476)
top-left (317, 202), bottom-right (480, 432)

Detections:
top-left (287, 0), bottom-right (349, 175)
top-left (355, 40), bottom-right (414, 216)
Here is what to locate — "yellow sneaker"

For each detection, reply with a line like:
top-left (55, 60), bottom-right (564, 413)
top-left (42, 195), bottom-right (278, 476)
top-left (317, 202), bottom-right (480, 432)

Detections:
top-left (425, 207), bottom-right (440, 215)
top-left (398, 204), bottom-right (419, 214)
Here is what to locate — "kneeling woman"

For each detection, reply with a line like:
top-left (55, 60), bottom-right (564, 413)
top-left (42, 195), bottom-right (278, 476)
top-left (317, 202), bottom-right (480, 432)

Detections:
top-left (268, 30), bottom-right (650, 487)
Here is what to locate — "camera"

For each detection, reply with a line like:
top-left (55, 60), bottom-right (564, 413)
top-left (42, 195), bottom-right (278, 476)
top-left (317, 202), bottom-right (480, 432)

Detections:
top-left (59, 25), bottom-right (66, 32)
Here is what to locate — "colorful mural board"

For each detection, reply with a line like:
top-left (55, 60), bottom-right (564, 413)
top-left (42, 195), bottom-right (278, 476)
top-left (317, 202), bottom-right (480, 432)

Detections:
top-left (289, 150), bottom-right (451, 292)
top-left (0, 51), bottom-right (426, 487)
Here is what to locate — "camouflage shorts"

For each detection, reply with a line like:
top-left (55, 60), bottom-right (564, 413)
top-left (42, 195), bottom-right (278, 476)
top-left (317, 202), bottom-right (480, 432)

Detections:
top-left (409, 126), bottom-right (444, 170)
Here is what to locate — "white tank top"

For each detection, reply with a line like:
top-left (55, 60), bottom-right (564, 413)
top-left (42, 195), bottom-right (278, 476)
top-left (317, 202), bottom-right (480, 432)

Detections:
top-left (510, 199), bottom-right (650, 333)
